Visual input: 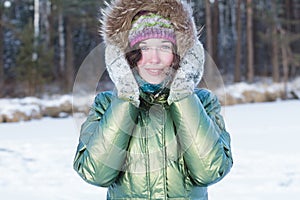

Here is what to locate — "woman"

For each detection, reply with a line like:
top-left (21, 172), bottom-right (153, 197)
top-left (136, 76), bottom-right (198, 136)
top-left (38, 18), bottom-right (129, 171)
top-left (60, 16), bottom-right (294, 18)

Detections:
top-left (73, 0), bottom-right (233, 199)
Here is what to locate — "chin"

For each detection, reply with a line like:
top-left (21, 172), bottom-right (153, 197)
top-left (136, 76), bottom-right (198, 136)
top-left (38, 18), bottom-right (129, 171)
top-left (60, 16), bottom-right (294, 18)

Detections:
top-left (147, 79), bottom-right (163, 84)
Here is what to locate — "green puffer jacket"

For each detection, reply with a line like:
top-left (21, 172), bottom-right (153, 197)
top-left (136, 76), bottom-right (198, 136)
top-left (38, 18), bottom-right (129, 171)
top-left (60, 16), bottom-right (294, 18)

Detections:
top-left (73, 88), bottom-right (233, 200)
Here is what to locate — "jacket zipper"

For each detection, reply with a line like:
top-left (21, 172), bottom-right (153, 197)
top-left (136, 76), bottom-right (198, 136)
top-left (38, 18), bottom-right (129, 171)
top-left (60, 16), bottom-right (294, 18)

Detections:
top-left (162, 106), bottom-right (167, 200)
top-left (145, 111), bottom-right (151, 199)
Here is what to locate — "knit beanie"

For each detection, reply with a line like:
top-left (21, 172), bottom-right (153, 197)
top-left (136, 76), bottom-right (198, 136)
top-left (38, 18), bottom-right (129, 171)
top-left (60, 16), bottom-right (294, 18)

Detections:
top-left (128, 13), bottom-right (176, 48)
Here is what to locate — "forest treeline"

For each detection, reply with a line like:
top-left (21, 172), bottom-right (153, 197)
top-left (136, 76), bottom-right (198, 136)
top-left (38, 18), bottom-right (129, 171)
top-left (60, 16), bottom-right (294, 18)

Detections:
top-left (0, 0), bottom-right (299, 97)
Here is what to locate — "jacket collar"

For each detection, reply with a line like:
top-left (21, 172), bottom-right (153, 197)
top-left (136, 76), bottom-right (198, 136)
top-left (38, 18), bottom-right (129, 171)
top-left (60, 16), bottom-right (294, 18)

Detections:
top-left (139, 88), bottom-right (170, 108)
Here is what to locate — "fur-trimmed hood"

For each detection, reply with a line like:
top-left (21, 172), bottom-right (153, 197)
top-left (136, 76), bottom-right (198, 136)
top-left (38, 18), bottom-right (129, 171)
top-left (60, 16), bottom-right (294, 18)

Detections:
top-left (100, 0), bottom-right (198, 58)
top-left (102, 0), bottom-right (205, 107)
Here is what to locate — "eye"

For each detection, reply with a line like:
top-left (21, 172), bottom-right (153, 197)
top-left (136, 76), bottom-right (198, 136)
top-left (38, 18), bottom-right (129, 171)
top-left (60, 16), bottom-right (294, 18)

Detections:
top-left (140, 46), bottom-right (150, 51)
top-left (160, 45), bottom-right (172, 52)
top-left (161, 45), bottom-right (171, 50)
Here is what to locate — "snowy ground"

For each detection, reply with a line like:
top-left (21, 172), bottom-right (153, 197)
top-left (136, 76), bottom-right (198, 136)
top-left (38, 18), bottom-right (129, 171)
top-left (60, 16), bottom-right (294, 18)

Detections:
top-left (0, 100), bottom-right (300, 199)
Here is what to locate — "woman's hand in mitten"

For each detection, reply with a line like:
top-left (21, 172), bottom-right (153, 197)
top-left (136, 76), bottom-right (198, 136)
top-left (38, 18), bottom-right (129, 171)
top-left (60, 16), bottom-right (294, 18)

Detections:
top-left (168, 40), bottom-right (205, 105)
top-left (105, 44), bottom-right (140, 107)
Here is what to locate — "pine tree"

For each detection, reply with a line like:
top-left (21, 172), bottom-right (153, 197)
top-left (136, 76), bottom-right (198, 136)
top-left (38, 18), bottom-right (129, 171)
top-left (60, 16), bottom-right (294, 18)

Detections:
top-left (15, 20), bottom-right (53, 96)
top-left (50, 0), bottom-right (103, 92)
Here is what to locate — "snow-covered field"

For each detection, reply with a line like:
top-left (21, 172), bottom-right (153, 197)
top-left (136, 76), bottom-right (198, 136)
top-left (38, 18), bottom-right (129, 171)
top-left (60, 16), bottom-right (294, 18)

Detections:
top-left (0, 100), bottom-right (299, 200)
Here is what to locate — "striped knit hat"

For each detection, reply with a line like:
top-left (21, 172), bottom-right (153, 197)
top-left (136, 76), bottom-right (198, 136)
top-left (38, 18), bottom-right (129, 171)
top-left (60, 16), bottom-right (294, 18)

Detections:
top-left (128, 13), bottom-right (176, 47)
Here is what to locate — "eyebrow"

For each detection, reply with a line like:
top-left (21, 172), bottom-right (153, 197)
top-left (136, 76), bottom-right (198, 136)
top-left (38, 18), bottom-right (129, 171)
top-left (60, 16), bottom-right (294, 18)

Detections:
top-left (161, 41), bottom-right (172, 44)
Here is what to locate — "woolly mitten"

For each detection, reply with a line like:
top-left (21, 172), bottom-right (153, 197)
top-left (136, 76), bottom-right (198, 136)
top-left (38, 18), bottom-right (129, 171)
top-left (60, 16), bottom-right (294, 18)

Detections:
top-left (167, 40), bottom-right (205, 105)
top-left (105, 44), bottom-right (140, 107)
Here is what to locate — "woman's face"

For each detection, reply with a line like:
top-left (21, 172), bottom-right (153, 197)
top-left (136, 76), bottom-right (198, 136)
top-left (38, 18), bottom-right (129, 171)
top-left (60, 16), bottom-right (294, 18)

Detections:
top-left (137, 38), bottom-right (174, 84)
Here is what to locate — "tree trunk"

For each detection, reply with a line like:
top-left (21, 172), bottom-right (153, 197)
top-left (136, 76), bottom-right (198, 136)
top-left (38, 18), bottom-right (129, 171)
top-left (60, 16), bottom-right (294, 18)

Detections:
top-left (218, 1), bottom-right (226, 74)
top-left (285, 0), bottom-right (292, 32)
top-left (205, 0), bottom-right (214, 82)
top-left (271, 1), bottom-right (280, 82)
top-left (205, 0), bottom-right (213, 57)
top-left (287, 0), bottom-right (296, 78)
top-left (271, 29), bottom-right (280, 82)
top-left (280, 28), bottom-right (289, 99)
top-left (0, 6), bottom-right (4, 96)
top-left (33, 0), bottom-right (39, 58)
top-left (212, 0), bottom-right (219, 67)
top-left (65, 18), bottom-right (74, 92)
top-left (293, 0), bottom-right (300, 33)
top-left (234, 0), bottom-right (242, 82)
top-left (48, 1), bottom-right (58, 80)
top-left (40, 0), bottom-right (51, 46)
top-left (246, 0), bottom-right (254, 83)
top-left (58, 8), bottom-right (65, 79)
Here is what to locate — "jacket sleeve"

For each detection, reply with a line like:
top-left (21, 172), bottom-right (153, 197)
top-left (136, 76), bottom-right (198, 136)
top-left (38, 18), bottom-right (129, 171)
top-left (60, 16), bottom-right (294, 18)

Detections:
top-left (169, 89), bottom-right (233, 186)
top-left (73, 92), bottom-right (138, 187)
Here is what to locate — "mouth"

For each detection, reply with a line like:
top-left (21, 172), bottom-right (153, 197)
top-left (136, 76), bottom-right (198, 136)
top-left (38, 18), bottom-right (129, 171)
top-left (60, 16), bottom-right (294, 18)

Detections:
top-left (145, 68), bottom-right (165, 76)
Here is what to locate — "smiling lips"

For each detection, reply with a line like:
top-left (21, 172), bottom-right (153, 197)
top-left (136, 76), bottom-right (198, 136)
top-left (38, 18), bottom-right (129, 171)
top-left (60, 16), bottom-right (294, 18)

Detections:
top-left (145, 68), bottom-right (165, 76)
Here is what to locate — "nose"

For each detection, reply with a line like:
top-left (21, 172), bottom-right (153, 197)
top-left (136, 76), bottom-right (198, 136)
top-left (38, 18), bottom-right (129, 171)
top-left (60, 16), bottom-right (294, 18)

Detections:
top-left (149, 48), bottom-right (161, 64)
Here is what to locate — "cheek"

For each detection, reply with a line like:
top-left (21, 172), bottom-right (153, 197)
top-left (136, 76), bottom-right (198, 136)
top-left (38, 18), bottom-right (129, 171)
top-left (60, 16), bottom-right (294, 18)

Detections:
top-left (137, 55), bottom-right (145, 66)
top-left (164, 54), bottom-right (174, 66)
